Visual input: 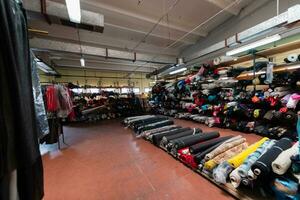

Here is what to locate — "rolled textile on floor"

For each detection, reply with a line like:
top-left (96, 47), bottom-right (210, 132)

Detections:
top-left (194, 142), bottom-right (226, 164)
top-left (171, 131), bottom-right (220, 150)
top-left (247, 170), bottom-right (257, 180)
top-left (189, 136), bottom-right (233, 154)
top-left (251, 137), bottom-right (293, 178)
top-left (139, 125), bottom-right (179, 138)
top-left (238, 139), bottom-right (276, 177)
top-left (229, 168), bottom-right (242, 188)
top-left (272, 142), bottom-right (299, 175)
top-left (204, 142), bottom-right (248, 171)
top-left (177, 148), bottom-right (198, 168)
top-left (150, 127), bottom-right (191, 145)
top-left (213, 162), bottom-right (233, 184)
top-left (241, 178), bottom-right (252, 186)
top-left (227, 137), bottom-right (269, 168)
top-left (137, 120), bottom-right (174, 134)
top-left (205, 136), bottom-right (246, 161)
top-left (123, 115), bottom-right (154, 124)
top-left (160, 128), bottom-right (201, 148)
top-left (132, 116), bottom-right (169, 129)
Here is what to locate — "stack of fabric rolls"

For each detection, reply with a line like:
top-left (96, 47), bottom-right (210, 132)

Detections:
top-left (123, 115), bottom-right (300, 199)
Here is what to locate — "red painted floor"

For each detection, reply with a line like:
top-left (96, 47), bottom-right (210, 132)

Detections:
top-left (41, 118), bottom-right (262, 200)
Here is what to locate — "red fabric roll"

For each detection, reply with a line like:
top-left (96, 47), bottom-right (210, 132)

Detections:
top-left (178, 148), bottom-right (198, 169)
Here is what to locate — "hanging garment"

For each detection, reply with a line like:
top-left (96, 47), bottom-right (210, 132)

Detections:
top-left (227, 137), bottom-right (269, 168)
top-left (204, 143), bottom-right (248, 171)
top-left (237, 139), bottom-right (276, 177)
top-left (31, 54), bottom-right (49, 139)
top-left (0, 0), bottom-right (43, 199)
top-left (272, 142), bottom-right (299, 175)
top-left (251, 138), bottom-right (293, 178)
top-left (189, 136), bottom-right (233, 154)
top-left (205, 136), bottom-right (246, 161)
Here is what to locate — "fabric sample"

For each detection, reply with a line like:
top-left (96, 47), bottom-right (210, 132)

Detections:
top-left (189, 136), bottom-right (233, 154)
top-left (227, 137), bottom-right (269, 168)
top-left (251, 138), bottom-right (293, 178)
top-left (272, 142), bottom-right (299, 175)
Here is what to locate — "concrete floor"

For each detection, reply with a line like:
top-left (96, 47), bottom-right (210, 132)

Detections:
top-left (41, 118), bottom-right (262, 200)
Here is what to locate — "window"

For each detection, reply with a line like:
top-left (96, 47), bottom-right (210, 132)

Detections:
top-left (121, 88), bottom-right (130, 94)
top-left (144, 88), bottom-right (151, 93)
top-left (133, 88), bottom-right (140, 94)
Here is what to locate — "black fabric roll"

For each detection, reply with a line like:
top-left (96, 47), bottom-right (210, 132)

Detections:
top-left (146, 126), bottom-right (181, 137)
top-left (251, 137), bottom-right (293, 178)
top-left (151, 127), bottom-right (190, 145)
top-left (160, 128), bottom-right (201, 148)
top-left (171, 131), bottom-right (220, 150)
top-left (194, 142), bottom-right (225, 164)
top-left (132, 116), bottom-right (168, 129)
top-left (137, 120), bottom-right (174, 133)
top-left (189, 135), bottom-right (233, 154)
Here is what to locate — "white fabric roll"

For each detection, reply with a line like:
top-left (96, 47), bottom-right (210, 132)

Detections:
top-left (229, 168), bottom-right (241, 188)
top-left (271, 142), bottom-right (299, 175)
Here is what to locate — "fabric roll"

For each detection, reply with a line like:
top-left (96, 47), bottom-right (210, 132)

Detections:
top-left (160, 128), bottom-right (201, 148)
top-left (238, 139), bottom-right (275, 177)
top-left (205, 136), bottom-right (246, 161)
top-left (213, 162), bottom-right (233, 184)
top-left (272, 142), bottom-right (299, 175)
top-left (247, 170), bottom-right (257, 180)
top-left (229, 168), bottom-right (242, 188)
top-left (177, 148), bottom-right (198, 168)
top-left (227, 137), bottom-right (269, 168)
top-left (132, 116), bottom-right (168, 129)
top-left (189, 136), bottom-right (233, 154)
top-left (171, 131), bottom-right (220, 150)
top-left (139, 125), bottom-right (179, 138)
top-left (204, 142), bottom-right (248, 171)
top-left (241, 178), bottom-right (252, 186)
top-left (251, 138), bottom-right (293, 178)
top-left (137, 120), bottom-right (174, 134)
top-left (151, 127), bottom-right (191, 145)
top-left (194, 142), bottom-right (225, 164)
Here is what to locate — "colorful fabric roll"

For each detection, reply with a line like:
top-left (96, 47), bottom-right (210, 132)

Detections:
top-left (213, 162), bottom-right (233, 184)
top-left (205, 136), bottom-right (245, 161)
top-left (189, 136), bottom-right (233, 154)
top-left (251, 138), bottom-right (293, 178)
top-left (272, 142), bottom-right (299, 175)
top-left (229, 167), bottom-right (242, 188)
top-left (238, 139), bottom-right (276, 177)
top-left (177, 148), bottom-right (198, 168)
top-left (227, 137), bottom-right (269, 168)
top-left (204, 142), bottom-right (248, 171)
top-left (194, 142), bottom-right (225, 164)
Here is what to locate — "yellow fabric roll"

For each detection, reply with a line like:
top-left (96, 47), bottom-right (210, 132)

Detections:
top-left (227, 137), bottom-right (269, 168)
top-left (204, 143), bottom-right (248, 171)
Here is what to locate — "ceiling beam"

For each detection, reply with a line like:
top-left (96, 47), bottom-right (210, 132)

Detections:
top-left (204, 0), bottom-right (242, 15)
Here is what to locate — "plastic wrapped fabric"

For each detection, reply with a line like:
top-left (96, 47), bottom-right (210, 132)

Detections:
top-left (31, 53), bottom-right (49, 139)
top-left (213, 162), bottom-right (233, 184)
top-left (251, 138), bottom-right (293, 178)
top-left (227, 137), bottom-right (268, 168)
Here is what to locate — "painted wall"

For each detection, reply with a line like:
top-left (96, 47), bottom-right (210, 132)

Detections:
top-left (39, 67), bottom-right (154, 92)
top-left (180, 0), bottom-right (300, 60)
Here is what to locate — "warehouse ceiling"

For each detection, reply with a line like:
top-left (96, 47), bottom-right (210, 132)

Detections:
top-left (24, 0), bottom-right (254, 73)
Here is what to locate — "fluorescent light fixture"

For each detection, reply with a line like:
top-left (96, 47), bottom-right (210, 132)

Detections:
top-left (169, 67), bottom-right (187, 75)
top-left (65, 0), bottom-right (81, 23)
top-left (80, 57), bottom-right (85, 67)
top-left (287, 65), bottom-right (300, 70)
top-left (36, 61), bottom-right (57, 74)
top-left (219, 77), bottom-right (229, 80)
top-left (226, 34), bottom-right (281, 56)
